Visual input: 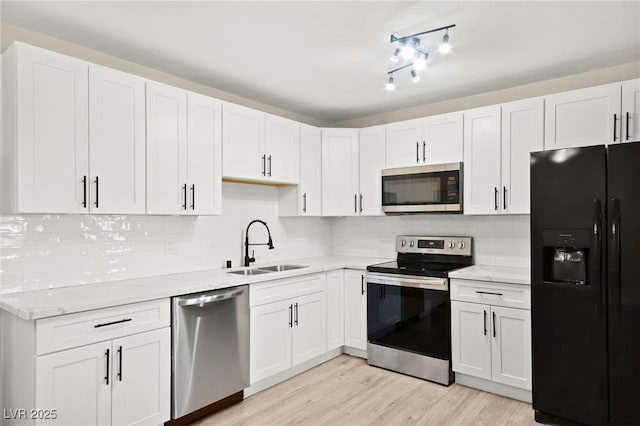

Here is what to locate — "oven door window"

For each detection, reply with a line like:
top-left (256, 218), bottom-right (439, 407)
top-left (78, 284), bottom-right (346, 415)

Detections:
top-left (382, 170), bottom-right (459, 206)
top-left (367, 283), bottom-right (450, 360)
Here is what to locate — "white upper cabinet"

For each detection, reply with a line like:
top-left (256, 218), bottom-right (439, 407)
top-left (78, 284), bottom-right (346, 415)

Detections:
top-left (89, 65), bottom-right (146, 214)
top-left (321, 128), bottom-right (360, 216)
top-left (544, 83), bottom-right (622, 149)
top-left (464, 99), bottom-right (543, 215)
top-left (186, 92), bottom-right (222, 215)
top-left (385, 118), bottom-right (422, 168)
top-left (385, 112), bottom-right (463, 169)
top-left (358, 125), bottom-right (386, 216)
top-left (222, 103), bottom-right (300, 185)
top-left (3, 42), bottom-right (89, 214)
top-left (464, 106), bottom-right (502, 215)
top-left (279, 124), bottom-right (322, 216)
top-left (146, 81), bottom-right (188, 215)
top-left (421, 111), bottom-right (464, 165)
top-left (222, 102), bottom-right (265, 181)
top-left (622, 79), bottom-right (640, 143)
top-left (147, 85), bottom-right (221, 215)
top-left (500, 98), bottom-right (544, 214)
top-left (265, 114), bottom-right (300, 184)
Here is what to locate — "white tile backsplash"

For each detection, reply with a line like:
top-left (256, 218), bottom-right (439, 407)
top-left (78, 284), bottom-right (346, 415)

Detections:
top-left (331, 214), bottom-right (530, 268)
top-left (0, 183), bottom-right (530, 295)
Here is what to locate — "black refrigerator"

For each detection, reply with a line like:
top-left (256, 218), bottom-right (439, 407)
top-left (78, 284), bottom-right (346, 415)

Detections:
top-left (531, 142), bottom-right (640, 425)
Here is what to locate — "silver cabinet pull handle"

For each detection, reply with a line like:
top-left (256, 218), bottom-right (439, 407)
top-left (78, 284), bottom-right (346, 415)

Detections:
top-left (190, 184), bottom-right (195, 210)
top-left (262, 155), bottom-right (266, 176)
top-left (302, 193), bottom-right (307, 213)
top-left (416, 141), bottom-right (419, 163)
top-left (483, 310), bottom-right (487, 336)
top-left (626, 112), bottom-right (632, 141)
top-left (267, 155), bottom-right (272, 177)
top-left (422, 140), bottom-right (426, 162)
top-left (182, 184), bottom-right (187, 210)
top-left (493, 311), bottom-right (497, 338)
top-left (503, 186), bottom-right (507, 210)
top-left (359, 194), bottom-right (363, 213)
top-left (294, 302), bottom-right (299, 326)
top-left (613, 113), bottom-right (618, 141)
top-left (494, 187), bottom-right (498, 211)
top-left (354, 194), bottom-right (357, 213)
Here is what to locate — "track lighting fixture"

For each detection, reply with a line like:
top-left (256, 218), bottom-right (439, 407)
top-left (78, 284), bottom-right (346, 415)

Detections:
top-left (385, 24), bottom-right (455, 90)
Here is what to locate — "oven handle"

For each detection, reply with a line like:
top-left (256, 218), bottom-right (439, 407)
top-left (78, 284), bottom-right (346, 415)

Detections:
top-left (366, 273), bottom-right (448, 291)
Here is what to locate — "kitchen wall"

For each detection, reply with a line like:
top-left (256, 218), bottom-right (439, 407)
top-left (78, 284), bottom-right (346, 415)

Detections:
top-left (332, 214), bottom-right (530, 268)
top-left (0, 183), bottom-right (332, 294)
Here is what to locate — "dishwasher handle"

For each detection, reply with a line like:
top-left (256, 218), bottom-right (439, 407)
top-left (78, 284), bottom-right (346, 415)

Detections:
top-left (177, 287), bottom-right (246, 307)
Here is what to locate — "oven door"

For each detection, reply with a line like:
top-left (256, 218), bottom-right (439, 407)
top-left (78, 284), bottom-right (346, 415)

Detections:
top-left (367, 273), bottom-right (451, 360)
top-left (381, 162), bottom-right (461, 213)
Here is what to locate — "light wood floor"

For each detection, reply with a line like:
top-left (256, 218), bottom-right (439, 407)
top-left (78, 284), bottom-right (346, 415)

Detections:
top-left (194, 355), bottom-right (538, 425)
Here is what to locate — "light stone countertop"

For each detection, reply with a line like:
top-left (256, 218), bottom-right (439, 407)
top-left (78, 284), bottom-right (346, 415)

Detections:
top-left (449, 264), bottom-right (531, 285)
top-left (0, 256), bottom-right (390, 321)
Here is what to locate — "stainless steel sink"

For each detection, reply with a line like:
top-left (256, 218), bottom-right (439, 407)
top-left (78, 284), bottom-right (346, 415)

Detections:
top-left (227, 268), bottom-right (272, 276)
top-left (227, 264), bottom-right (308, 276)
top-left (257, 264), bottom-right (307, 272)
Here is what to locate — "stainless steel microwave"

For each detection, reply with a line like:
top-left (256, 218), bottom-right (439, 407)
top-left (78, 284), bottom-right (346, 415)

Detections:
top-left (381, 162), bottom-right (462, 214)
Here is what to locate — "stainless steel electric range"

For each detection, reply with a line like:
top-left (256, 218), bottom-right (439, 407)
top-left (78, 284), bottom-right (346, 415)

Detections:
top-left (366, 235), bottom-right (472, 385)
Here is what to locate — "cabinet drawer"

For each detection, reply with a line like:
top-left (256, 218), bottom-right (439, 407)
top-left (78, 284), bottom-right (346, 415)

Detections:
top-left (450, 279), bottom-right (530, 310)
top-left (250, 273), bottom-right (325, 307)
top-left (36, 299), bottom-right (170, 355)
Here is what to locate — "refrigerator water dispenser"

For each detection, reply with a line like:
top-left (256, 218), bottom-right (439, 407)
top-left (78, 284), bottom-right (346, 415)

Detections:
top-left (542, 229), bottom-right (590, 285)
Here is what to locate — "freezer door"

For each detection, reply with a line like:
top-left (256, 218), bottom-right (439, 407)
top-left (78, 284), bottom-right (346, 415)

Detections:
top-left (530, 145), bottom-right (608, 425)
top-left (607, 141), bottom-right (640, 425)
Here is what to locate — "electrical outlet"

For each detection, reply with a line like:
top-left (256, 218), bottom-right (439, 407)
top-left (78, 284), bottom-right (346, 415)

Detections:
top-left (165, 239), bottom-right (179, 255)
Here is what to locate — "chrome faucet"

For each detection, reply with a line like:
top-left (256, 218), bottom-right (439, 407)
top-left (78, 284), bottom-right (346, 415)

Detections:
top-left (244, 219), bottom-right (274, 267)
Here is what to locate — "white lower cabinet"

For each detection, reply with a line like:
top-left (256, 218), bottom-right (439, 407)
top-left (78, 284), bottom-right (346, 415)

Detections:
top-left (1, 299), bottom-right (171, 426)
top-left (343, 269), bottom-right (367, 351)
top-left (326, 270), bottom-right (345, 350)
top-left (36, 328), bottom-right (170, 426)
top-left (249, 274), bottom-right (326, 384)
top-left (450, 279), bottom-right (532, 392)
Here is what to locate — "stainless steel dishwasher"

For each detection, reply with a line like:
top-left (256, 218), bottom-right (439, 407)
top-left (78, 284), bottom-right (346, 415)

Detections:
top-left (172, 285), bottom-right (249, 419)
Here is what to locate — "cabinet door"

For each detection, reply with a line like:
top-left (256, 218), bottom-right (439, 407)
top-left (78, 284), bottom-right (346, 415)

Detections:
top-left (186, 92), bottom-right (222, 215)
top-left (343, 270), bottom-right (367, 351)
top-left (501, 98), bottom-right (544, 214)
top-left (422, 111), bottom-right (463, 165)
top-left (463, 106), bottom-right (502, 215)
top-left (622, 79), bottom-right (640, 143)
top-left (89, 65), bottom-right (145, 214)
top-left (359, 125), bottom-right (386, 216)
top-left (385, 118), bottom-right (422, 168)
top-left (321, 129), bottom-right (359, 216)
top-left (15, 43), bottom-right (89, 213)
top-left (326, 270), bottom-right (345, 351)
top-left (222, 102), bottom-right (265, 181)
top-left (544, 83), bottom-right (622, 149)
top-left (146, 81), bottom-right (187, 214)
top-left (490, 306), bottom-right (532, 390)
top-left (292, 292), bottom-right (326, 366)
top-left (450, 301), bottom-right (491, 380)
top-left (35, 342), bottom-right (111, 426)
top-left (111, 328), bottom-right (170, 426)
top-left (299, 124), bottom-right (322, 215)
top-left (265, 114), bottom-right (300, 184)
top-left (250, 300), bottom-right (292, 383)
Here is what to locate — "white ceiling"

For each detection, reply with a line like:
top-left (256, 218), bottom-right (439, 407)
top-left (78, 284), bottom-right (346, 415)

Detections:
top-left (2, 1), bottom-right (640, 124)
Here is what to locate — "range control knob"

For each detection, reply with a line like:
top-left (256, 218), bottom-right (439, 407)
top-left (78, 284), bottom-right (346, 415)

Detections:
top-left (409, 241), bottom-right (415, 247)
top-left (401, 240), bottom-right (406, 247)
top-left (448, 241), bottom-right (455, 249)
top-left (458, 242), bottom-right (466, 249)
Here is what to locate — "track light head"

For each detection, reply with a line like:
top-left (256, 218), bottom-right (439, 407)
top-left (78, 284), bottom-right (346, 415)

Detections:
top-left (439, 31), bottom-right (451, 54)
top-left (390, 48), bottom-right (401, 63)
top-left (400, 37), bottom-right (420, 59)
top-left (413, 52), bottom-right (428, 71)
top-left (411, 69), bottom-right (420, 83)
top-left (385, 75), bottom-right (396, 91)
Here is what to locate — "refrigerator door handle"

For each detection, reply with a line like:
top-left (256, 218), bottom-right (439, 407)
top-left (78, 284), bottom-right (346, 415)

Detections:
top-left (610, 198), bottom-right (621, 317)
top-left (592, 198), bottom-right (604, 315)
